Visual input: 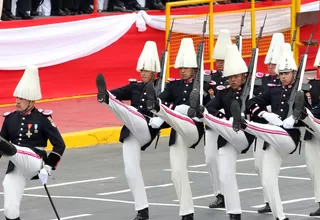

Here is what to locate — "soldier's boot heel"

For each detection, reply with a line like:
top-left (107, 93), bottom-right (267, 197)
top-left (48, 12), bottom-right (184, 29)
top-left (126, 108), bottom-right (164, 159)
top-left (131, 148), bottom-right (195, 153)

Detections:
top-left (96, 73), bottom-right (109, 104)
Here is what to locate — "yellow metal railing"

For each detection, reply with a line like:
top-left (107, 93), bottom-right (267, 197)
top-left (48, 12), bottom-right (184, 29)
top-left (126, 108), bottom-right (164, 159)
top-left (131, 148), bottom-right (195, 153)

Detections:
top-left (165, 0), bottom-right (215, 76)
top-left (165, 0), bottom-right (299, 78)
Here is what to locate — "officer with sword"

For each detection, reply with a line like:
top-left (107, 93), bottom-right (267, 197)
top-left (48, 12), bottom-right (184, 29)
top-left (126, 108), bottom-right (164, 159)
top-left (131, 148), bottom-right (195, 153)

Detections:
top-left (0, 65), bottom-right (66, 220)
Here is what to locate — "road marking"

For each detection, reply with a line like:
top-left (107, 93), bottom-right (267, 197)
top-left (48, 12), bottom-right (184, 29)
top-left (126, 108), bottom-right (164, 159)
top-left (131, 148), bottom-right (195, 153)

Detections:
top-left (252, 197), bottom-right (315, 208)
top-left (23, 177), bottom-right (117, 191)
top-left (20, 194), bottom-right (318, 218)
top-left (189, 157), bottom-right (254, 168)
top-left (173, 186), bottom-right (263, 202)
top-left (190, 162), bottom-right (307, 170)
top-left (164, 169), bottom-right (311, 181)
top-left (50, 214), bottom-right (93, 220)
top-left (97, 182), bottom-right (192, 196)
top-left (280, 164), bottom-right (307, 170)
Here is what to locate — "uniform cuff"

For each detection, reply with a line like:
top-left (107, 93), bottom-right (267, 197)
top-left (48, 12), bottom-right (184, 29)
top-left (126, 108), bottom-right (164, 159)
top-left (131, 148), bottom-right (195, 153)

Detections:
top-left (249, 104), bottom-right (263, 118)
top-left (46, 152), bottom-right (61, 170)
top-left (215, 111), bottom-right (225, 119)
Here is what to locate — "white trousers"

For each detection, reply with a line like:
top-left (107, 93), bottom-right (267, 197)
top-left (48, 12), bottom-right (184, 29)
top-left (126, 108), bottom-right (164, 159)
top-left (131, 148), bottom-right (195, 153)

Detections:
top-left (105, 91), bottom-right (151, 146)
top-left (203, 113), bottom-right (249, 214)
top-left (156, 103), bottom-right (199, 216)
top-left (103, 92), bottom-right (152, 211)
top-left (244, 121), bottom-right (296, 158)
top-left (123, 134), bottom-right (148, 211)
top-left (3, 145), bottom-right (43, 219)
top-left (218, 143), bottom-right (240, 214)
top-left (11, 0), bottom-right (17, 15)
top-left (303, 108), bottom-right (320, 141)
top-left (37, 0), bottom-right (51, 16)
top-left (204, 129), bottom-right (221, 196)
top-left (0, 0), bottom-right (3, 19)
top-left (253, 137), bottom-right (268, 203)
top-left (261, 146), bottom-right (285, 220)
top-left (98, 0), bottom-right (109, 10)
top-left (305, 138), bottom-right (320, 203)
top-left (244, 120), bottom-right (296, 219)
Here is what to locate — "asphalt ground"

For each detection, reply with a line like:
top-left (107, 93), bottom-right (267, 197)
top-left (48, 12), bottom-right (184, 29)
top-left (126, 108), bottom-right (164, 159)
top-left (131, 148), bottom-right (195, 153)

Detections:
top-left (0, 137), bottom-right (319, 220)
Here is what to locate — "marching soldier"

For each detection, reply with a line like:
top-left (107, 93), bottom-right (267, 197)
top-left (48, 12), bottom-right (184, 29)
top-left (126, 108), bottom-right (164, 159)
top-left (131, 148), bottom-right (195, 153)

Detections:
top-left (96, 41), bottom-right (166, 220)
top-left (290, 49), bottom-right (320, 216)
top-left (205, 29), bottom-right (231, 209)
top-left (230, 43), bottom-right (303, 220)
top-left (144, 38), bottom-right (205, 220)
top-left (189, 44), bottom-right (255, 220)
top-left (253, 33), bottom-right (284, 214)
top-left (0, 65), bottom-right (66, 220)
top-left (306, 47), bottom-right (320, 108)
top-left (292, 91), bottom-right (320, 216)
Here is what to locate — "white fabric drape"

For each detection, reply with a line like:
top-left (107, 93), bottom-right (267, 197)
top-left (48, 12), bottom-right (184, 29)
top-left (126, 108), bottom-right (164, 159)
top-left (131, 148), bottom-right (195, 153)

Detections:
top-left (0, 1), bottom-right (317, 70)
top-left (0, 13), bottom-right (140, 70)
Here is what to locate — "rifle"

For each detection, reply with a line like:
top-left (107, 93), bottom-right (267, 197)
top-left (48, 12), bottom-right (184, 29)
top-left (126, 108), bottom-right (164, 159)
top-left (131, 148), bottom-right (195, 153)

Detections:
top-left (155, 19), bottom-right (175, 96)
top-left (235, 10), bottom-right (246, 56)
top-left (192, 14), bottom-right (208, 105)
top-left (291, 29), bottom-right (297, 52)
top-left (287, 23), bottom-right (317, 117)
top-left (241, 14), bottom-right (267, 112)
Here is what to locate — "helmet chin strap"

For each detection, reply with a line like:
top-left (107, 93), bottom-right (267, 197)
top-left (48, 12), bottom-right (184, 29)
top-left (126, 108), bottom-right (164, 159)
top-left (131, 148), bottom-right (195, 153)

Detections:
top-left (290, 71), bottom-right (297, 85)
top-left (20, 101), bottom-right (35, 115)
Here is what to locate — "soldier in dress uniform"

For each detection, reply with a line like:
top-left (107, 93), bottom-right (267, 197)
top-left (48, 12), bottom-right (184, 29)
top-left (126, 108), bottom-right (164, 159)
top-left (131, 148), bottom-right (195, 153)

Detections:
top-left (306, 47), bottom-right (320, 108)
top-left (0, 65), bottom-right (66, 220)
top-left (205, 29), bottom-right (232, 210)
top-left (144, 38), bottom-right (205, 220)
top-left (188, 44), bottom-right (255, 220)
top-left (230, 43), bottom-right (305, 220)
top-left (96, 41), bottom-right (166, 220)
top-left (289, 49), bottom-right (320, 216)
top-left (254, 33), bottom-right (283, 96)
top-left (252, 33), bottom-right (284, 215)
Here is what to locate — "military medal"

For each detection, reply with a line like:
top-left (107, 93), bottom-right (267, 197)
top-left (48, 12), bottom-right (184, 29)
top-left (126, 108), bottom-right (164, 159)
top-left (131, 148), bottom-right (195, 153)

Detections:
top-left (34, 124), bottom-right (38, 133)
top-left (26, 124), bottom-right (33, 138)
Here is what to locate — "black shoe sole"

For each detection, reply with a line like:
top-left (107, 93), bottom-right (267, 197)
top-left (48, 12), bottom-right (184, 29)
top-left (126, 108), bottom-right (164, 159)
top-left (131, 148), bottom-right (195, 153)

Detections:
top-left (145, 82), bottom-right (156, 111)
top-left (230, 100), bottom-right (242, 132)
top-left (257, 208), bottom-right (272, 213)
top-left (187, 89), bottom-right (200, 118)
top-left (293, 90), bottom-right (305, 120)
top-left (96, 73), bottom-right (108, 103)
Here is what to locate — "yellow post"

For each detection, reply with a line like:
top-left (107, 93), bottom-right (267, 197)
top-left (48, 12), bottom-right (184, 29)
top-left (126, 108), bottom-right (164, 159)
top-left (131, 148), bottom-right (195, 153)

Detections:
top-left (294, 0), bottom-right (301, 65)
top-left (209, 0), bottom-right (214, 70)
top-left (251, 0), bottom-right (256, 49)
top-left (165, 3), bottom-right (171, 80)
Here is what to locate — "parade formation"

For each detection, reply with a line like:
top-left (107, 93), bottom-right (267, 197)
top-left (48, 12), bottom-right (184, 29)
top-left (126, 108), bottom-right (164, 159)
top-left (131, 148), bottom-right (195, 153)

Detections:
top-left (0, 18), bottom-right (320, 220)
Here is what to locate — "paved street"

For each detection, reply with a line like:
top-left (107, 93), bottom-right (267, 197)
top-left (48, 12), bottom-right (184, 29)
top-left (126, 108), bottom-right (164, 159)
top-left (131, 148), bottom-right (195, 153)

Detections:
top-left (0, 137), bottom-right (319, 220)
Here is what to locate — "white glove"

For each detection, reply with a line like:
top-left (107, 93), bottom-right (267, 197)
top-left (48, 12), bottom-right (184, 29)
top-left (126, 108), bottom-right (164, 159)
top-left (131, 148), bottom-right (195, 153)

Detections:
top-left (149, 117), bottom-right (164, 129)
top-left (259, 111), bottom-right (283, 126)
top-left (283, 115), bottom-right (296, 129)
top-left (38, 165), bottom-right (52, 185)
